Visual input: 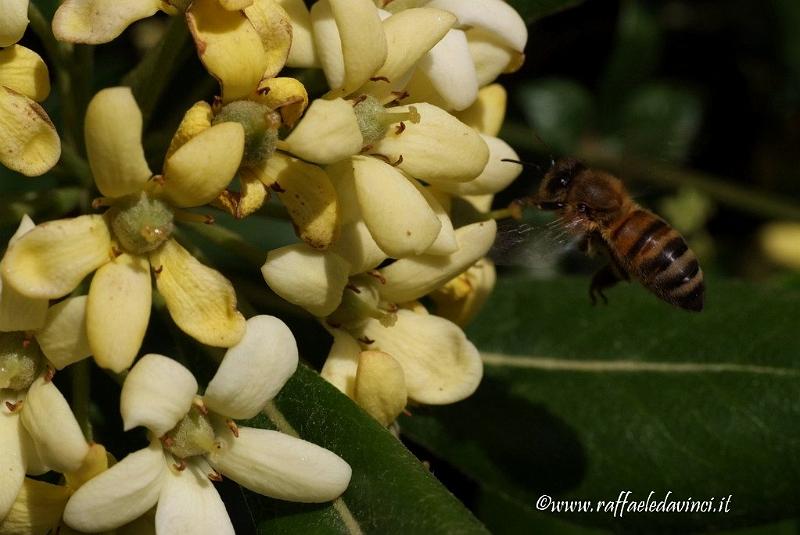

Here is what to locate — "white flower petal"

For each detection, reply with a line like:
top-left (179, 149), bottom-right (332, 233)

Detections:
top-left (204, 315), bottom-right (298, 419)
top-left (284, 97), bottom-right (363, 164)
top-left (354, 350), bottom-right (407, 426)
top-left (210, 427), bottom-right (351, 502)
top-left (411, 179), bottom-right (457, 255)
top-left (454, 83), bottom-right (507, 137)
top-left (84, 87), bottom-right (153, 198)
top-left (63, 442), bottom-right (167, 533)
top-left (261, 243), bottom-right (350, 317)
top-left (21, 376), bottom-right (88, 473)
top-left (427, 0), bottom-right (527, 51)
top-left (87, 253), bottom-right (151, 373)
top-left (0, 401), bottom-right (25, 521)
top-left (120, 354), bottom-right (197, 435)
top-left (0, 478), bottom-right (71, 535)
top-left (406, 28), bottom-right (478, 111)
top-left (369, 102), bottom-right (489, 185)
top-left (35, 296), bottom-right (92, 370)
top-left (0, 0), bottom-right (29, 47)
top-left (467, 27), bottom-right (518, 87)
top-left (352, 155), bottom-right (441, 257)
top-left (320, 329), bottom-right (361, 397)
top-left (361, 309), bottom-right (482, 404)
top-left (434, 135), bottom-right (521, 196)
top-left (155, 461), bottom-right (234, 535)
top-left (1, 215), bottom-right (112, 299)
top-left (53, 0), bottom-right (161, 44)
top-left (378, 219), bottom-right (497, 303)
top-left (278, 0), bottom-right (319, 67)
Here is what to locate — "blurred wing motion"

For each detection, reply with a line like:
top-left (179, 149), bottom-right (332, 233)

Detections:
top-left (490, 217), bottom-right (581, 272)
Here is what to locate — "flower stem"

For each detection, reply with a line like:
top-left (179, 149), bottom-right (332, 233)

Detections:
top-left (71, 359), bottom-right (93, 441)
top-left (184, 221), bottom-right (265, 266)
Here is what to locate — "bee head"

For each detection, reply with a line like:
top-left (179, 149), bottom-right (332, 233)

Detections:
top-left (537, 158), bottom-right (587, 204)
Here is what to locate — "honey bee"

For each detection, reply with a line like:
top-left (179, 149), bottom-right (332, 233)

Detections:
top-left (513, 158), bottom-right (704, 311)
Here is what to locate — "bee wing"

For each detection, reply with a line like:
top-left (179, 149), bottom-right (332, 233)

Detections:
top-left (490, 217), bottom-right (581, 269)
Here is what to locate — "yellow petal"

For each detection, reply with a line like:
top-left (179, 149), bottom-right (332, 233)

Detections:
top-left (369, 102), bottom-right (489, 185)
top-left (360, 309), bottom-right (482, 404)
top-left (277, 0), bottom-right (319, 67)
top-left (85, 87), bottom-right (152, 198)
top-left (220, 170), bottom-right (268, 218)
top-left (434, 135), bottom-right (521, 196)
top-left (252, 77), bottom-right (308, 127)
top-left (0, 0), bottom-right (28, 47)
top-left (65, 442), bottom-right (110, 490)
top-left (151, 239), bottom-right (246, 347)
top-left (428, 0), bottom-right (527, 51)
top-left (430, 258), bottom-right (495, 326)
top-left (351, 155), bottom-right (440, 257)
top-left (0, 45), bottom-right (50, 102)
top-left (0, 478), bottom-right (70, 535)
top-left (411, 179), bottom-right (457, 255)
top-left (219, 0), bottom-right (253, 8)
top-left (0, 217), bottom-right (48, 331)
top-left (354, 350), bottom-right (407, 426)
top-left (357, 8), bottom-right (455, 102)
top-left (261, 243), bottom-right (350, 317)
top-left (462, 193), bottom-right (493, 212)
top-left (243, 0), bottom-right (292, 79)
top-left (36, 296), bottom-right (92, 370)
top-left (320, 329), bottom-right (360, 398)
top-left (467, 27), bottom-right (517, 87)
top-left (161, 122), bottom-right (245, 208)
top-left (2, 215), bottom-right (112, 299)
top-left (259, 153), bottom-right (339, 249)
top-left (165, 101), bottom-right (213, 160)
top-left (187, 0), bottom-right (270, 102)
top-left (311, 0), bottom-right (387, 96)
top-left (284, 97), bottom-right (363, 164)
top-left (0, 86), bottom-right (60, 177)
top-left (52, 0), bottom-right (162, 44)
top-left (454, 83), bottom-right (506, 137)
top-left (87, 253), bottom-right (152, 373)
top-left (378, 219), bottom-right (497, 303)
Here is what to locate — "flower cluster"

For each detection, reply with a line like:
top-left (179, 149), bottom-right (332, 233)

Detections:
top-left (1, 0), bottom-right (526, 530)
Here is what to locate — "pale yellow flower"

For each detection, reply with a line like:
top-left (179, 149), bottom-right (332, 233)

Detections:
top-left (0, 0), bottom-right (29, 47)
top-left (1, 87), bottom-right (247, 372)
top-left (0, 45), bottom-right (61, 176)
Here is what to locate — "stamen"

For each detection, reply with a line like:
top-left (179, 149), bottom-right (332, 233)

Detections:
top-left (173, 459), bottom-right (187, 472)
top-left (394, 122), bottom-right (406, 135)
top-left (208, 469), bottom-right (223, 482)
top-left (360, 144), bottom-right (374, 153)
top-left (91, 197), bottom-right (113, 209)
top-left (270, 182), bottom-right (286, 193)
top-left (351, 95), bottom-right (368, 106)
top-left (192, 398), bottom-right (208, 415)
top-left (326, 319), bottom-right (342, 329)
top-left (226, 419), bottom-right (240, 438)
top-left (111, 246), bottom-right (122, 258)
top-left (153, 265), bottom-right (164, 275)
top-left (5, 400), bottom-right (23, 412)
top-left (358, 336), bottom-right (375, 345)
top-left (389, 90), bottom-right (409, 104)
top-left (370, 76), bottom-right (390, 83)
top-left (160, 435), bottom-right (176, 448)
top-left (211, 95), bottom-right (223, 112)
top-left (257, 86), bottom-right (271, 96)
top-left (174, 210), bottom-right (215, 225)
top-left (44, 366), bottom-right (55, 383)
top-left (345, 283), bottom-right (362, 294)
top-left (367, 270), bottom-right (386, 284)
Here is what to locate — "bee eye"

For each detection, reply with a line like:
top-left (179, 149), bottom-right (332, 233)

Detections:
top-left (577, 202), bottom-right (589, 214)
top-left (560, 177), bottom-right (570, 187)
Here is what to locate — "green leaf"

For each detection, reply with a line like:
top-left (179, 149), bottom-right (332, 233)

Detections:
top-left (401, 277), bottom-right (800, 532)
top-left (517, 78), bottom-right (595, 154)
top-left (616, 83), bottom-right (703, 164)
top-left (238, 364), bottom-right (489, 534)
top-left (507, 0), bottom-right (586, 23)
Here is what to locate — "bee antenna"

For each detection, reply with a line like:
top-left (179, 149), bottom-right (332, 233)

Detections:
top-left (501, 158), bottom-right (544, 173)
top-left (529, 130), bottom-right (556, 167)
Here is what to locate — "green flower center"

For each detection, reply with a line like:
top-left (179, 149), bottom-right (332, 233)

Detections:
top-left (109, 192), bottom-right (174, 255)
top-left (163, 408), bottom-right (216, 459)
top-left (328, 276), bottom-right (396, 329)
top-left (0, 332), bottom-right (44, 391)
top-left (353, 95), bottom-right (420, 145)
top-left (213, 101), bottom-right (279, 168)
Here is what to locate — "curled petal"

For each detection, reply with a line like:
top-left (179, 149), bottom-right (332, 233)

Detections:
top-left (320, 330), bottom-right (360, 398)
top-left (65, 442), bottom-right (111, 490)
top-left (434, 135), bottom-right (521, 196)
top-left (161, 122), bottom-right (245, 208)
top-left (0, 403), bottom-right (25, 521)
top-left (259, 153), bottom-right (339, 250)
top-left (120, 354), bottom-right (198, 435)
top-left (87, 253), bottom-right (152, 373)
top-left (0, 45), bottom-right (50, 102)
top-left (243, 0), bottom-right (292, 79)
top-left (0, 217), bottom-right (48, 331)
top-left (2, 215), bottom-right (111, 299)
top-left (253, 77), bottom-right (308, 127)
top-left (411, 179), bottom-right (457, 255)
top-left (261, 243), bottom-right (350, 317)
top-left (63, 442), bottom-right (167, 533)
top-left (284, 97), bottom-right (362, 164)
top-left (278, 0), bottom-right (319, 67)
top-left (354, 350), bottom-right (407, 426)
top-left (427, 0), bottom-right (527, 52)
top-left (53, 0), bottom-right (161, 44)
top-left (22, 377), bottom-right (89, 473)
top-left (352, 155), bottom-right (440, 257)
top-left (1, 478), bottom-right (70, 535)
top-left (204, 315), bottom-right (299, 419)
top-left (311, 0), bottom-right (386, 95)
top-left (431, 258), bottom-right (496, 326)
top-left (357, 8), bottom-right (456, 102)
top-left (378, 219), bottom-right (497, 303)
top-left (467, 27), bottom-right (519, 87)
top-left (35, 296), bottom-right (92, 370)
top-left (156, 461), bottom-right (234, 535)
top-left (210, 427), bottom-right (352, 502)
top-left (85, 87), bottom-right (152, 198)
top-left (360, 309), bottom-right (482, 404)
top-left (165, 101), bottom-right (213, 160)
top-left (0, 0), bottom-right (28, 47)
top-left (151, 239), bottom-right (246, 347)
top-left (369, 103), bottom-right (488, 185)
top-left (454, 83), bottom-right (506, 137)
top-left (187, 0), bottom-right (271, 102)
top-left (0, 86), bottom-right (60, 176)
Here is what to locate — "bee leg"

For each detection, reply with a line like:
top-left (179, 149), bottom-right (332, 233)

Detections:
top-left (589, 264), bottom-right (621, 306)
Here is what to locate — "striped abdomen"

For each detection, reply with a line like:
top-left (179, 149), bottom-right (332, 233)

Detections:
top-left (606, 208), bottom-right (704, 311)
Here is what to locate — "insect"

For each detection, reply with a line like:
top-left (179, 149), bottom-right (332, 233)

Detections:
top-left (512, 158), bottom-right (704, 311)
